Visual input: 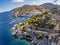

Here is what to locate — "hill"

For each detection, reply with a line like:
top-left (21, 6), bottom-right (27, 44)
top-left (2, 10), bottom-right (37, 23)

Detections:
top-left (12, 3), bottom-right (60, 17)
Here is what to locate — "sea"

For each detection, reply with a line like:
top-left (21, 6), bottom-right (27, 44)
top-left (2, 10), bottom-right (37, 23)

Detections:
top-left (0, 11), bottom-right (31, 45)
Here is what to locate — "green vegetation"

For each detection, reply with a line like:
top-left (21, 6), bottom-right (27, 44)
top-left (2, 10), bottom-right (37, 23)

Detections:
top-left (45, 35), bottom-right (49, 39)
top-left (56, 18), bottom-right (60, 22)
top-left (50, 23), bottom-right (55, 29)
top-left (21, 27), bottom-right (26, 32)
top-left (50, 23), bottom-right (55, 27)
top-left (36, 34), bottom-right (43, 39)
top-left (17, 12), bottom-right (55, 29)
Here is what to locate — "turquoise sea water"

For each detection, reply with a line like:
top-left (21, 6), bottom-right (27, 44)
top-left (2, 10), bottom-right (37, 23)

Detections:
top-left (0, 11), bottom-right (31, 45)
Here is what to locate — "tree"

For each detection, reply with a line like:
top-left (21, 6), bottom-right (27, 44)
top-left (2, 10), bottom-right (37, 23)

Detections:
top-left (36, 34), bottom-right (43, 39)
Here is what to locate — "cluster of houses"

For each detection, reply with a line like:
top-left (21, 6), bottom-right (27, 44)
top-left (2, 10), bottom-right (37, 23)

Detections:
top-left (12, 22), bottom-right (60, 45)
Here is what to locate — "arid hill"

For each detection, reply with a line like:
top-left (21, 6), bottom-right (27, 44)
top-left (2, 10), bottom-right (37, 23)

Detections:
top-left (12, 3), bottom-right (60, 17)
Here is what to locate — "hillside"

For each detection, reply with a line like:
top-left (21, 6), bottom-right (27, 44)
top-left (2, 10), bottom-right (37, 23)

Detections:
top-left (12, 3), bottom-right (60, 17)
top-left (12, 12), bottom-right (60, 45)
top-left (12, 12), bottom-right (60, 32)
top-left (12, 5), bottom-right (60, 45)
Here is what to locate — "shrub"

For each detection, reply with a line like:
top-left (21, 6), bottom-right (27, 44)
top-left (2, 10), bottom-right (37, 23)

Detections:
top-left (36, 34), bottom-right (43, 39)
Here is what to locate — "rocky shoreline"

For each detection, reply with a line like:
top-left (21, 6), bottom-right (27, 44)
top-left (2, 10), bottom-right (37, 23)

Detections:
top-left (12, 23), bottom-right (60, 45)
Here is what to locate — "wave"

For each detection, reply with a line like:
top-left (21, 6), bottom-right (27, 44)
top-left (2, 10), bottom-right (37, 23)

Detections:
top-left (9, 20), bottom-right (16, 24)
top-left (0, 22), bottom-right (3, 24)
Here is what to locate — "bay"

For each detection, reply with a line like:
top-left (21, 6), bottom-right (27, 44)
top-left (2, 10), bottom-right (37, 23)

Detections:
top-left (0, 11), bottom-right (30, 45)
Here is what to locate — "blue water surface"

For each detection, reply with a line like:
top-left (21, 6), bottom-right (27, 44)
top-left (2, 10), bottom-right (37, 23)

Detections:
top-left (0, 11), bottom-right (31, 45)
